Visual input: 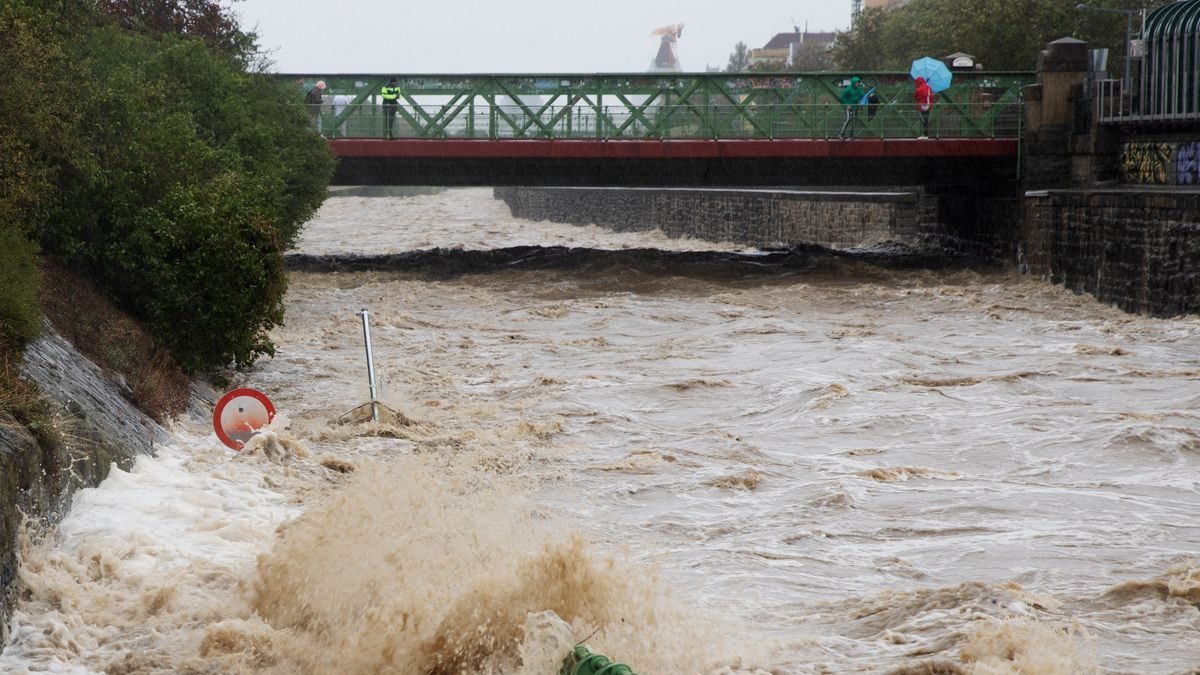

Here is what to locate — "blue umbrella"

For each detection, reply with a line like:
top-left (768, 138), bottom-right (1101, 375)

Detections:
top-left (910, 56), bottom-right (952, 93)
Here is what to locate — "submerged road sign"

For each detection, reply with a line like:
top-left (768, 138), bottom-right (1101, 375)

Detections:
top-left (213, 388), bottom-right (276, 450)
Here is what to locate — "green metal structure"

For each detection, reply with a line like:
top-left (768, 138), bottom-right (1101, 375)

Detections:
top-left (1140, 0), bottom-right (1200, 118)
top-left (289, 71), bottom-right (1032, 140)
top-left (559, 645), bottom-right (637, 675)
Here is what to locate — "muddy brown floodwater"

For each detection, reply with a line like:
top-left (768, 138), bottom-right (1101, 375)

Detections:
top-left (3, 188), bottom-right (1199, 674)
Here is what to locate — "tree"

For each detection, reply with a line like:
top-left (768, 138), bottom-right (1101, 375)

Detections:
top-left (95, 0), bottom-right (256, 61)
top-left (830, 7), bottom-right (888, 70)
top-left (790, 40), bottom-right (836, 71)
top-left (830, 0), bottom-right (1171, 72)
top-left (726, 41), bottom-right (751, 73)
top-left (2, 0), bottom-right (333, 371)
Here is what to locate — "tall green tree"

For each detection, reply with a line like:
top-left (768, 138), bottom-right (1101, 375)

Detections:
top-left (830, 7), bottom-right (889, 70)
top-left (95, 0), bottom-right (256, 61)
top-left (831, 0), bottom-right (1170, 71)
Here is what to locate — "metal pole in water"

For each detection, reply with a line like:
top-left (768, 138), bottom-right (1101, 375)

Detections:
top-left (356, 309), bottom-right (379, 422)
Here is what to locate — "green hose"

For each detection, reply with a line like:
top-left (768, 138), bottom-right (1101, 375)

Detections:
top-left (559, 644), bottom-right (637, 675)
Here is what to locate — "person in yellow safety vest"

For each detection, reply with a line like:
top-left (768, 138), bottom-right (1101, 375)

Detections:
top-left (381, 77), bottom-right (400, 139)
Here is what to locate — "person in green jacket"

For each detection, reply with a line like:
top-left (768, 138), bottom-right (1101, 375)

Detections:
top-left (838, 76), bottom-right (866, 140)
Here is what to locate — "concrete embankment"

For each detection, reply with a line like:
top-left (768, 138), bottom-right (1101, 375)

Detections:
top-left (0, 327), bottom-right (169, 635)
top-left (0, 265), bottom-right (201, 637)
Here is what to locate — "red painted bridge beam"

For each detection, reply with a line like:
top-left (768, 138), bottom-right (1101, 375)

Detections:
top-left (328, 138), bottom-right (1017, 160)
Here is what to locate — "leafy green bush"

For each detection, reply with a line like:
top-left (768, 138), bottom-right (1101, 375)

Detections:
top-left (37, 17), bottom-right (334, 372)
top-left (2, 0), bottom-right (332, 371)
top-left (0, 224), bottom-right (41, 344)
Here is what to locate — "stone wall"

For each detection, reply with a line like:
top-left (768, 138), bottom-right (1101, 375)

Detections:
top-left (495, 187), bottom-right (940, 250)
top-left (1022, 189), bottom-right (1200, 316)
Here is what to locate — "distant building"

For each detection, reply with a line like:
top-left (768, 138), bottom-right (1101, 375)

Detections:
top-left (749, 29), bottom-right (836, 69)
top-left (943, 52), bottom-right (982, 71)
top-left (865, 0), bottom-right (912, 9)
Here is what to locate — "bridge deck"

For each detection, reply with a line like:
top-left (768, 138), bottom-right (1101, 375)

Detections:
top-left (329, 137), bottom-right (1019, 187)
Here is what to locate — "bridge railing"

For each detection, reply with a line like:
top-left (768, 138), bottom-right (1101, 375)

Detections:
top-left (318, 102), bottom-right (1023, 140)
top-left (290, 72), bottom-right (1032, 141)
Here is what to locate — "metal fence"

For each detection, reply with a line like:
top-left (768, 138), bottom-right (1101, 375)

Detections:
top-left (1095, 76), bottom-right (1200, 124)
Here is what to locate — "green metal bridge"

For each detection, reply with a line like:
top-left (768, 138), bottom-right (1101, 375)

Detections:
top-left (290, 71), bottom-right (1033, 141)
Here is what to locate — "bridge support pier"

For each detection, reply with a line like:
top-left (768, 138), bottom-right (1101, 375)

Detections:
top-left (1019, 37), bottom-right (1200, 316)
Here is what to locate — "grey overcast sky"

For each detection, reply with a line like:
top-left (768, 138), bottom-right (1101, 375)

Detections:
top-left (231, 1), bottom-right (854, 74)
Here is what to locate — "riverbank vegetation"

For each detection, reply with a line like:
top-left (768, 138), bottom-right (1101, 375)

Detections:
top-left (0, 1), bottom-right (333, 401)
top-left (832, 0), bottom-right (1171, 71)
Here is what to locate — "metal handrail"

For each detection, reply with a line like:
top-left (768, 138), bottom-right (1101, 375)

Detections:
top-left (315, 102), bottom-right (1024, 141)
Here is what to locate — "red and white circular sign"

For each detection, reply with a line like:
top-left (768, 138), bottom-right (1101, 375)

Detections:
top-left (212, 388), bottom-right (276, 450)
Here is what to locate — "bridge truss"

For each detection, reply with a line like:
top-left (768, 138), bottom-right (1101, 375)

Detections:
top-left (291, 72), bottom-right (1032, 141)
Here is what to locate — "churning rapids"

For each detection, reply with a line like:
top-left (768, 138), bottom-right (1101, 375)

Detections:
top-left (3, 188), bottom-right (1199, 674)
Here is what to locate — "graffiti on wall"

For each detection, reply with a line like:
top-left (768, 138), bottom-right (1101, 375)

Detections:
top-left (1122, 142), bottom-right (1173, 184)
top-left (1122, 140), bottom-right (1200, 185)
top-left (1176, 141), bottom-right (1200, 185)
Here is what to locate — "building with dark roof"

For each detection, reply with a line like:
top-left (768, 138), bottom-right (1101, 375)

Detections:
top-left (749, 29), bottom-right (836, 68)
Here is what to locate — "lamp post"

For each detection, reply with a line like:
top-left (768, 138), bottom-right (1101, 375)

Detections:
top-left (1075, 3), bottom-right (1142, 98)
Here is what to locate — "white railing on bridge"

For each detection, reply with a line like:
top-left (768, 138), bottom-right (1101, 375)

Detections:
top-left (1095, 77), bottom-right (1200, 124)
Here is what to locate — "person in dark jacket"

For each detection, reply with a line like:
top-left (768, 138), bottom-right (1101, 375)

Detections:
top-left (914, 76), bottom-right (935, 138)
top-left (306, 80), bottom-right (327, 136)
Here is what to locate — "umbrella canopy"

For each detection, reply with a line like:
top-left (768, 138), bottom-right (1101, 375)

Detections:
top-left (910, 56), bottom-right (952, 93)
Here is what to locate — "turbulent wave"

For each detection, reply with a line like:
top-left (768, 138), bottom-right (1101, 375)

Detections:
top-left (284, 244), bottom-right (977, 279)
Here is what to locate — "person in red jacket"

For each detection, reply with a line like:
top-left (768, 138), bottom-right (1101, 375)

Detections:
top-left (914, 77), bottom-right (934, 138)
